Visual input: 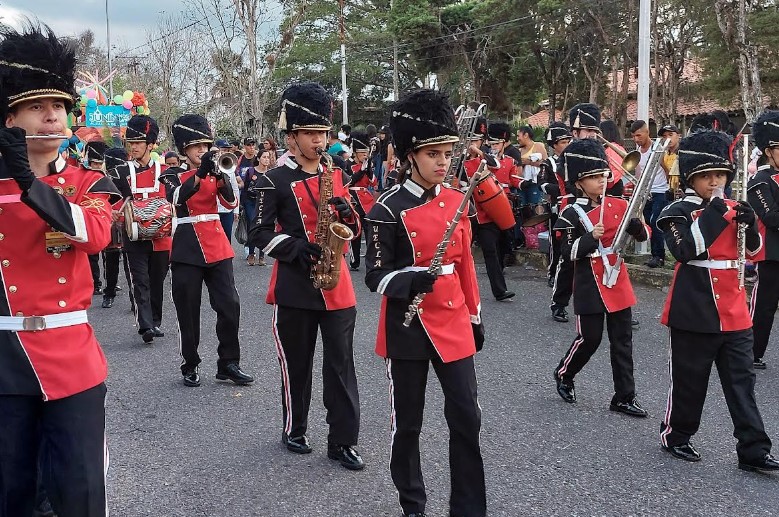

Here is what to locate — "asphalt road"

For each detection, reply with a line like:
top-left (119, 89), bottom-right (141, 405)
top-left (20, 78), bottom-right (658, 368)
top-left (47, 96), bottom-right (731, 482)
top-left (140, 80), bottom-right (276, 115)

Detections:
top-left (91, 247), bottom-right (779, 516)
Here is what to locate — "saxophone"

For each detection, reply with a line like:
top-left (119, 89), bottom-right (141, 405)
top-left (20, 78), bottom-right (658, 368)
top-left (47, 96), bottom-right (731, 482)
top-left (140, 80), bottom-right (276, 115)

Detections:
top-left (312, 148), bottom-right (355, 290)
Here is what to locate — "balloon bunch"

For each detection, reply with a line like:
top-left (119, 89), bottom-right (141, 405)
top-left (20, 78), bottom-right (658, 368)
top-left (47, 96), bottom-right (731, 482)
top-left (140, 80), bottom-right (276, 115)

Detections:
top-left (72, 70), bottom-right (152, 124)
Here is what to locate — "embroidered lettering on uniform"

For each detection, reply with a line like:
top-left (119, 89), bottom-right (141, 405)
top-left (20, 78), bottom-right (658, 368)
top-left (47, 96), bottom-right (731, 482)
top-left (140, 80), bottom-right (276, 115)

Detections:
top-left (375, 259), bottom-right (382, 267)
top-left (757, 189), bottom-right (769, 212)
top-left (375, 250), bottom-right (382, 258)
top-left (669, 221), bottom-right (683, 246)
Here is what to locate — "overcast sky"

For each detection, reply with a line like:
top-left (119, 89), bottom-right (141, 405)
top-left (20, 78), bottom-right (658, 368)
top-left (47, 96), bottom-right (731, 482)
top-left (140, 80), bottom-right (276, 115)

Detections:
top-left (0, 1), bottom-right (282, 52)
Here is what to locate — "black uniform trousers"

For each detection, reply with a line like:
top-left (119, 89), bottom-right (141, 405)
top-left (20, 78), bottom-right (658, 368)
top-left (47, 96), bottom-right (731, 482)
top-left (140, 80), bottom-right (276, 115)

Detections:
top-left (350, 204), bottom-right (367, 268)
top-left (550, 229), bottom-right (573, 309)
top-left (660, 327), bottom-right (771, 461)
top-left (126, 249), bottom-right (168, 331)
top-left (555, 308), bottom-right (636, 403)
top-left (87, 254), bottom-right (101, 291)
top-left (751, 261), bottom-right (779, 361)
top-left (547, 214), bottom-right (560, 281)
top-left (0, 384), bottom-right (107, 517)
top-left (476, 222), bottom-right (509, 298)
top-left (272, 305), bottom-right (360, 445)
top-left (100, 249), bottom-right (124, 298)
top-left (171, 260), bottom-right (241, 372)
top-left (386, 356), bottom-right (485, 517)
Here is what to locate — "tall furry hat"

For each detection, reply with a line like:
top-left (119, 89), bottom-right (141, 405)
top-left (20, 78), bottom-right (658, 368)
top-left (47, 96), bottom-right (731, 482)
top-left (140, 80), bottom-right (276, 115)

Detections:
top-left (562, 138), bottom-right (611, 184)
top-left (350, 130), bottom-right (370, 152)
top-left (569, 103), bottom-right (601, 132)
top-left (171, 114), bottom-right (213, 154)
top-left (469, 117), bottom-right (488, 141)
top-left (104, 146), bottom-right (128, 172)
top-left (389, 89), bottom-right (459, 159)
top-left (84, 140), bottom-right (108, 164)
top-left (126, 115), bottom-right (159, 144)
top-left (678, 129), bottom-right (734, 188)
top-left (277, 82), bottom-right (333, 132)
top-left (487, 121), bottom-right (512, 143)
top-left (752, 110), bottom-right (779, 152)
top-left (0, 22), bottom-right (76, 119)
top-left (546, 122), bottom-right (572, 146)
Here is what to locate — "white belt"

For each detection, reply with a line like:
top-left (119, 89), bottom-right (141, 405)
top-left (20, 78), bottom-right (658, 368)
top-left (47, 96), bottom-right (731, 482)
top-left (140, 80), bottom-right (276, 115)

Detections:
top-left (500, 183), bottom-right (510, 188)
top-left (349, 187), bottom-right (368, 191)
top-left (688, 259), bottom-right (739, 270)
top-left (0, 310), bottom-right (88, 332)
top-left (176, 214), bottom-right (220, 224)
top-left (401, 264), bottom-right (455, 275)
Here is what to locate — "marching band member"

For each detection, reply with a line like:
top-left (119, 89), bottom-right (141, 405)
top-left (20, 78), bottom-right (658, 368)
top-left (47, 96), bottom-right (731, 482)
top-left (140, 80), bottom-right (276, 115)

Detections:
top-left (552, 138), bottom-right (649, 417)
top-left (365, 88), bottom-right (486, 517)
top-left (102, 146), bottom-right (130, 309)
top-left (248, 82), bottom-right (364, 470)
top-left (82, 140), bottom-right (109, 296)
top-left (109, 114), bottom-right (171, 344)
top-left (748, 110), bottom-right (779, 369)
top-left (539, 122), bottom-right (573, 320)
top-left (345, 130), bottom-right (377, 271)
top-left (159, 114), bottom-right (254, 388)
top-left (569, 102), bottom-right (601, 140)
top-left (656, 129), bottom-right (779, 472)
top-left (0, 23), bottom-right (120, 515)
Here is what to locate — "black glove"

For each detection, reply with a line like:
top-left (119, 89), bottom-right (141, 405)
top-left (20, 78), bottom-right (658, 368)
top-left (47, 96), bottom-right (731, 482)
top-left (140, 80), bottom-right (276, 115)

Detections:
top-left (0, 127), bottom-right (36, 191)
top-left (293, 239), bottom-right (322, 268)
top-left (196, 151), bottom-right (216, 178)
top-left (626, 217), bottom-right (644, 237)
top-left (520, 179), bottom-right (534, 191)
top-left (708, 196), bottom-right (729, 216)
top-left (328, 196), bottom-right (353, 220)
top-left (472, 322), bottom-right (485, 352)
top-left (734, 200), bottom-right (756, 225)
top-left (410, 271), bottom-right (436, 295)
top-left (350, 168), bottom-right (366, 183)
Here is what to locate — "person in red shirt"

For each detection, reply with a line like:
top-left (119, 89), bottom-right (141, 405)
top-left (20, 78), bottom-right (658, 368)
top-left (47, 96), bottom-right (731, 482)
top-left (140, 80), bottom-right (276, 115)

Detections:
top-left (345, 131), bottom-right (377, 270)
top-left (0, 23), bottom-right (120, 516)
top-left (365, 88), bottom-right (486, 517)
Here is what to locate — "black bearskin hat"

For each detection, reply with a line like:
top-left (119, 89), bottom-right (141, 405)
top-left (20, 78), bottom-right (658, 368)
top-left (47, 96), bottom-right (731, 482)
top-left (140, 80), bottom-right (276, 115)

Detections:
top-left (545, 122), bottom-right (572, 146)
top-left (104, 146), bottom-right (128, 171)
top-left (126, 115), bottom-right (159, 144)
top-left (277, 82), bottom-right (333, 132)
top-left (487, 121), bottom-right (512, 143)
top-left (0, 22), bottom-right (76, 119)
top-left (562, 138), bottom-right (610, 184)
top-left (389, 89), bottom-right (459, 159)
top-left (678, 130), bottom-right (734, 188)
top-left (84, 140), bottom-right (108, 164)
top-left (350, 131), bottom-right (369, 152)
top-left (752, 110), bottom-right (779, 152)
top-left (171, 114), bottom-right (213, 154)
top-left (469, 117), bottom-right (488, 141)
top-left (569, 103), bottom-right (601, 132)
top-left (689, 111), bottom-right (734, 136)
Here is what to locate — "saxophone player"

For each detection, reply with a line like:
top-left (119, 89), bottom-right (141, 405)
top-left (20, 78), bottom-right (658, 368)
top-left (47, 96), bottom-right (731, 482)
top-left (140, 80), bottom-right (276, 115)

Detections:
top-left (247, 82), bottom-right (364, 470)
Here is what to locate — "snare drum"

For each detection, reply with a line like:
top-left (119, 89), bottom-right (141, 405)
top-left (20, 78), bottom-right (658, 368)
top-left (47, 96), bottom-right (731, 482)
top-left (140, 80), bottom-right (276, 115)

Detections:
top-left (123, 198), bottom-right (173, 241)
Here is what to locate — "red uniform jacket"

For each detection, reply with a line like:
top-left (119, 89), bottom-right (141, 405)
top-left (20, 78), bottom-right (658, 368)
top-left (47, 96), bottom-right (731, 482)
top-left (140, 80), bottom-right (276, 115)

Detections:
top-left (110, 160), bottom-right (172, 252)
top-left (249, 157), bottom-right (360, 310)
top-left (160, 169), bottom-right (237, 265)
top-left (348, 162), bottom-right (377, 215)
top-left (658, 195), bottom-right (762, 332)
top-left (0, 159), bottom-right (120, 400)
top-left (365, 180), bottom-right (481, 363)
top-left (555, 196), bottom-right (649, 314)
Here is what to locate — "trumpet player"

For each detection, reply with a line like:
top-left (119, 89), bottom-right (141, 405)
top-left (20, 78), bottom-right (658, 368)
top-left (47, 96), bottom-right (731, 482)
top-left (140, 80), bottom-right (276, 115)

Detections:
top-left (247, 82), bottom-right (364, 470)
top-left (364, 89), bottom-right (485, 517)
top-left (345, 130), bottom-right (377, 271)
top-left (159, 114), bottom-right (253, 388)
top-left (655, 129), bottom-right (778, 472)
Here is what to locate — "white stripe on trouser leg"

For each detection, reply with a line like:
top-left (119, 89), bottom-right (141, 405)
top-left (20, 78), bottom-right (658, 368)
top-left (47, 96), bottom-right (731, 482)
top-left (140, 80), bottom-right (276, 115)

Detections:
top-left (103, 391), bottom-right (110, 517)
top-left (660, 329), bottom-right (674, 447)
top-left (384, 358), bottom-right (402, 512)
top-left (272, 305), bottom-right (293, 436)
top-left (749, 265), bottom-right (760, 319)
top-left (558, 315), bottom-right (583, 377)
top-left (125, 257), bottom-right (140, 329)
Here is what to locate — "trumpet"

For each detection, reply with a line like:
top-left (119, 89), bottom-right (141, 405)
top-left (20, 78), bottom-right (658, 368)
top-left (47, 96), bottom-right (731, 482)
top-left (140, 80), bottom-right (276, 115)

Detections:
top-left (597, 134), bottom-right (639, 184)
top-left (212, 151), bottom-right (237, 175)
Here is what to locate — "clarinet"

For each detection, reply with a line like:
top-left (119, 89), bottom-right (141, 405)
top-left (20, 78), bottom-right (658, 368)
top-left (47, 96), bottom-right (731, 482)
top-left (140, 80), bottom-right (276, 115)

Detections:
top-left (737, 134), bottom-right (749, 290)
top-left (403, 160), bottom-right (489, 327)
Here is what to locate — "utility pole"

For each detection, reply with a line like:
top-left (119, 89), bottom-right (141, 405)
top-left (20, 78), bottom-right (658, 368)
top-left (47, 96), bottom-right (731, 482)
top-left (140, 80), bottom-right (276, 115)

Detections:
top-left (637, 0), bottom-right (650, 123)
top-left (339, 0), bottom-right (348, 125)
top-left (391, 0), bottom-right (399, 100)
top-left (105, 0), bottom-right (114, 99)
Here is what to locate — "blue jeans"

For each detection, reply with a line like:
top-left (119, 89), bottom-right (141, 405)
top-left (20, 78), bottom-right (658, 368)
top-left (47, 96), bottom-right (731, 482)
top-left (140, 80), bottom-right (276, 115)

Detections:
top-left (373, 155), bottom-right (384, 190)
top-left (643, 192), bottom-right (669, 259)
top-left (219, 212), bottom-right (234, 243)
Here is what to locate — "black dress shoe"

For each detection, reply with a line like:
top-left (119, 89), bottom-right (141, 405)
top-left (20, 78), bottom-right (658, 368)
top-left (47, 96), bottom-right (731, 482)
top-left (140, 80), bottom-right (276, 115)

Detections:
top-left (93, 286), bottom-right (103, 296)
top-left (739, 453), bottom-right (779, 473)
top-left (182, 368), bottom-right (201, 387)
top-left (663, 442), bottom-right (701, 462)
top-left (101, 296), bottom-right (114, 308)
top-left (645, 256), bottom-right (664, 268)
top-left (152, 326), bottom-right (164, 338)
top-left (495, 291), bottom-right (515, 302)
top-left (327, 443), bottom-right (365, 470)
top-left (610, 397), bottom-right (648, 417)
top-left (552, 306), bottom-right (568, 323)
top-left (554, 372), bottom-right (576, 403)
top-left (349, 261), bottom-right (360, 271)
top-left (754, 358), bottom-right (767, 370)
top-left (282, 433), bottom-right (312, 454)
top-left (216, 363), bottom-right (255, 385)
top-left (140, 328), bottom-right (154, 344)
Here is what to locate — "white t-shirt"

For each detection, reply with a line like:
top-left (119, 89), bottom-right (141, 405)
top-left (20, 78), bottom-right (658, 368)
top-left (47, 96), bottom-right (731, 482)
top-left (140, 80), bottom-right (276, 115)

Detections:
top-left (217, 170), bottom-right (240, 214)
top-left (636, 145), bottom-right (669, 194)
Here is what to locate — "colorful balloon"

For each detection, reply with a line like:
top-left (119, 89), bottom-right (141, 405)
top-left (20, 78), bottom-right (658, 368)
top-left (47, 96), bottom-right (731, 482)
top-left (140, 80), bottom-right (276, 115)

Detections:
top-left (113, 95), bottom-right (124, 105)
top-left (86, 90), bottom-right (97, 99)
top-left (86, 98), bottom-right (97, 108)
top-left (122, 100), bottom-right (133, 110)
top-left (123, 90), bottom-right (134, 101)
top-left (150, 151), bottom-right (160, 162)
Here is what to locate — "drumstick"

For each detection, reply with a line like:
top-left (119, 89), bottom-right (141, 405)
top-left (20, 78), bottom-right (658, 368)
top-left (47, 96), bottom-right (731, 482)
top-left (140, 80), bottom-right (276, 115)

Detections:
top-left (598, 172), bottom-right (608, 226)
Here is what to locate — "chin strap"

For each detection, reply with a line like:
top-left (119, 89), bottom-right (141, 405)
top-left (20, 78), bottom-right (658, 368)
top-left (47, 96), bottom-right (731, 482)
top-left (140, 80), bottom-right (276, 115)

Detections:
top-left (292, 133), bottom-right (318, 163)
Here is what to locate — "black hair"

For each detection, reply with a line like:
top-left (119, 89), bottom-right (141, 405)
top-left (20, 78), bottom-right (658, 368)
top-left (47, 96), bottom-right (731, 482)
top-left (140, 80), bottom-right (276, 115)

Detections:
top-left (600, 120), bottom-right (623, 145)
top-left (518, 125), bottom-right (533, 137)
top-left (366, 124), bottom-right (377, 139)
top-left (629, 120), bottom-right (647, 134)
